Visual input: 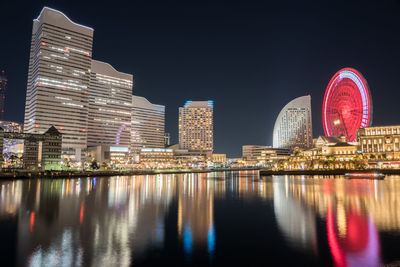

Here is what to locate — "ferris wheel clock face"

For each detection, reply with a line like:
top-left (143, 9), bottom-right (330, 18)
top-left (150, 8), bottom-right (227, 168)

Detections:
top-left (322, 68), bottom-right (372, 142)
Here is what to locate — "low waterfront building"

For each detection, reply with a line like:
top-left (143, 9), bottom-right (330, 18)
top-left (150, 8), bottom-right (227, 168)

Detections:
top-left (139, 148), bottom-right (174, 164)
top-left (321, 143), bottom-right (357, 158)
top-left (211, 153), bottom-right (226, 163)
top-left (41, 126), bottom-right (63, 169)
top-left (357, 126), bottom-right (400, 160)
top-left (242, 145), bottom-right (268, 160)
top-left (274, 135), bottom-right (360, 170)
top-left (0, 126), bottom-right (62, 170)
top-left (174, 149), bottom-right (208, 163)
top-left (242, 145), bottom-right (290, 163)
top-left (304, 140), bottom-right (357, 159)
top-left (87, 146), bottom-right (130, 166)
top-left (314, 136), bottom-right (344, 148)
top-left (303, 135), bottom-right (356, 159)
top-left (259, 148), bottom-right (291, 163)
top-left (0, 121), bottom-right (24, 166)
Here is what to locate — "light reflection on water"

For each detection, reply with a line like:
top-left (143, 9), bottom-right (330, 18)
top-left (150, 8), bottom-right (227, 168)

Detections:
top-left (0, 171), bottom-right (400, 266)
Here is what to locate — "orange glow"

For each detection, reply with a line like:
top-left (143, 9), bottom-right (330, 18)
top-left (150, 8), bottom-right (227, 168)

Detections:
top-left (30, 212), bottom-right (35, 232)
top-left (82, 129), bottom-right (86, 132)
top-left (34, 124), bottom-right (40, 128)
top-left (41, 42), bottom-right (46, 46)
top-left (80, 203), bottom-right (84, 225)
top-left (59, 126), bottom-right (64, 130)
top-left (347, 173), bottom-right (381, 178)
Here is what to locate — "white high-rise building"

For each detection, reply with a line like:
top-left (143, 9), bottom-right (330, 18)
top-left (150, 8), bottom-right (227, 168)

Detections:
top-left (273, 95), bottom-right (312, 150)
top-left (88, 60), bottom-right (133, 149)
top-left (131, 96), bottom-right (165, 153)
top-left (24, 7), bottom-right (93, 161)
top-left (179, 101), bottom-right (213, 153)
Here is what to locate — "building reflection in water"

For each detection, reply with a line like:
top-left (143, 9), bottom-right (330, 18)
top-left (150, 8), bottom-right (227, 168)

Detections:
top-left (0, 171), bottom-right (399, 266)
top-left (0, 171), bottom-right (257, 266)
top-left (9, 176), bottom-right (178, 266)
top-left (265, 175), bottom-right (400, 266)
top-left (273, 177), bottom-right (318, 253)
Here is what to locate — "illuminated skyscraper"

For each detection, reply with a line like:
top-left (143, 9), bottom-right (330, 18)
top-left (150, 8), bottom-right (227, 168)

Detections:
top-left (23, 7), bottom-right (93, 161)
top-left (87, 60), bottom-right (133, 149)
top-left (131, 96), bottom-right (165, 153)
top-left (273, 95), bottom-right (312, 150)
top-left (179, 101), bottom-right (213, 153)
top-left (0, 70), bottom-right (6, 120)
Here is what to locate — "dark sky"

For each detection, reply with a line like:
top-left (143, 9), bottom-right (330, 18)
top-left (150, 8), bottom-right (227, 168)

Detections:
top-left (1, 0), bottom-right (400, 157)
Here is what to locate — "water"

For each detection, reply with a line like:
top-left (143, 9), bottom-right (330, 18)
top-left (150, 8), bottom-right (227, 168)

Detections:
top-left (1, 171), bottom-right (400, 266)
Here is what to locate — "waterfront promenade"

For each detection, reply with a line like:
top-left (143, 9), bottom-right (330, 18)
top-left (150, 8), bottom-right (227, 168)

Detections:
top-left (0, 167), bottom-right (261, 180)
top-left (260, 168), bottom-right (400, 176)
top-left (4, 167), bottom-right (400, 179)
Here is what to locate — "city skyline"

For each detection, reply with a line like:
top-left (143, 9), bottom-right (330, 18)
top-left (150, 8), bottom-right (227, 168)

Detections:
top-left (1, 1), bottom-right (400, 156)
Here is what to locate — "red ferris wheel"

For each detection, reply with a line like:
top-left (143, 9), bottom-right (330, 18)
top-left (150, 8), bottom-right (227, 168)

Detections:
top-left (322, 68), bottom-right (373, 142)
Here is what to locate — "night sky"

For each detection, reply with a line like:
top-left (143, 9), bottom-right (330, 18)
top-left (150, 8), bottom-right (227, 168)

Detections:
top-left (1, 0), bottom-right (400, 157)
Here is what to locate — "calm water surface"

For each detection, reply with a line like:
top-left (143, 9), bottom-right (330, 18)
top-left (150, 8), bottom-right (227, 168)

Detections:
top-left (1, 171), bottom-right (400, 266)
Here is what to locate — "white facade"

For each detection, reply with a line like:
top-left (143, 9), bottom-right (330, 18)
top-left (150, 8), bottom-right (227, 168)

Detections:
top-left (88, 60), bottom-right (133, 149)
top-left (179, 101), bottom-right (213, 153)
top-left (273, 95), bottom-right (312, 150)
top-left (24, 7), bottom-right (94, 161)
top-left (131, 96), bottom-right (165, 153)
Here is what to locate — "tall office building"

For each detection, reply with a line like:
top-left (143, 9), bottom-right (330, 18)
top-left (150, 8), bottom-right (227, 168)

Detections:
top-left (179, 101), bottom-right (213, 153)
top-left (131, 96), bottom-right (165, 153)
top-left (24, 7), bottom-right (93, 161)
top-left (273, 95), bottom-right (312, 150)
top-left (87, 60), bottom-right (133, 149)
top-left (0, 70), bottom-right (7, 120)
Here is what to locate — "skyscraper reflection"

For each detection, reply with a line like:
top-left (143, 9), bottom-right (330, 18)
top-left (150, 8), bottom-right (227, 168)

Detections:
top-left (273, 178), bottom-right (318, 252)
top-left (0, 172), bottom-right (399, 266)
top-left (177, 173), bottom-right (215, 258)
top-left (264, 175), bottom-right (400, 266)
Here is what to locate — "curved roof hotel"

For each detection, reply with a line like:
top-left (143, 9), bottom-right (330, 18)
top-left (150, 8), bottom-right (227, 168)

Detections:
top-left (273, 95), bottom-right (312, 150)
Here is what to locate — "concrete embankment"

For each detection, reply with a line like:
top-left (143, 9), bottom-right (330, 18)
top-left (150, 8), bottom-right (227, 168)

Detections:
top-left (0, 167), bottom-right (261, 180)
top-left (260, 169), bottom-right (400, 176)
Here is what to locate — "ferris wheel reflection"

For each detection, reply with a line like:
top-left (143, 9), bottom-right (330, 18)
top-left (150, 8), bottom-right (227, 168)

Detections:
top-left (326, 204), bottom-right (381, 267)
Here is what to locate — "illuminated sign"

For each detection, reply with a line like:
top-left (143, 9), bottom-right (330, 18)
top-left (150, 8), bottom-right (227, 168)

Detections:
top-left (110, 146), bottom-right (129, 152)
top-left (141, 148), bottom-right (173, 153)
